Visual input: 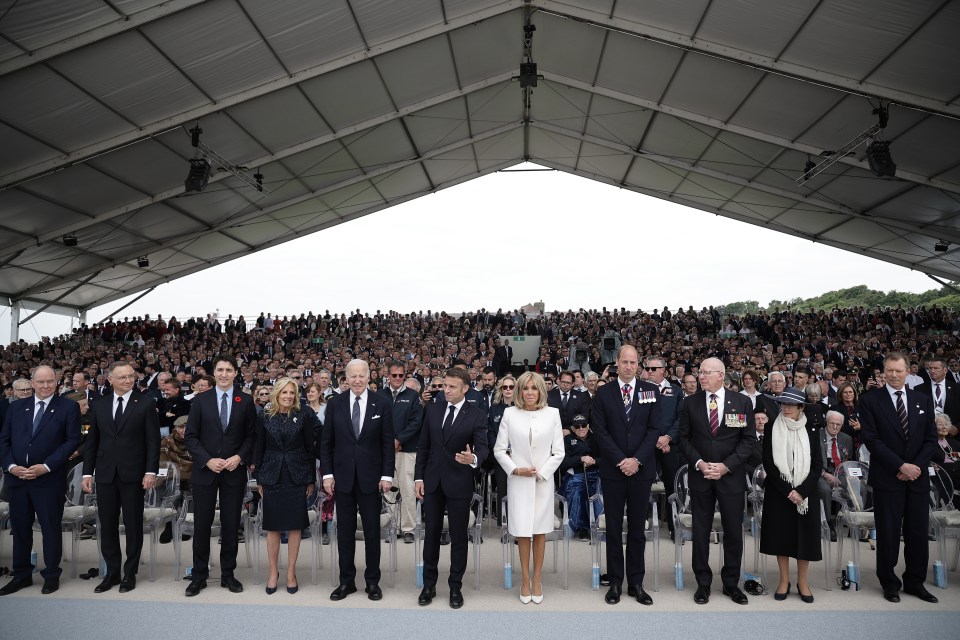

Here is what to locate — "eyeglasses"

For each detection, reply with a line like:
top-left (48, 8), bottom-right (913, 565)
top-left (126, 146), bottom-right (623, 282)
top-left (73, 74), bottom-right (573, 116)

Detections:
top-left (643, 366), bottom-right (663, 371)
top-left (572, 424), bottom-right (589, 429)
top-left (431, 384), bottom-right (443, 389)
top-left (698, 370), bottom-right (721, 376)
top-left (501, 384), bottom-right (515, 390)
top-left (389, 373), bottom-right (405, 378)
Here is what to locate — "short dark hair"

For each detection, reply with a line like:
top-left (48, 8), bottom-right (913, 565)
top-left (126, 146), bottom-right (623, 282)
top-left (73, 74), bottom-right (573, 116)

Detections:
top-left (212, 354), bottom-right (238, 371)
top-left (558, 370), bottom-right (575, 382)
top-left (387, 359), bottom-right (406, 372)
top-left (445, 368), bottom-right (471, 387)
top-left (481, 366), bottom-right (497, 376)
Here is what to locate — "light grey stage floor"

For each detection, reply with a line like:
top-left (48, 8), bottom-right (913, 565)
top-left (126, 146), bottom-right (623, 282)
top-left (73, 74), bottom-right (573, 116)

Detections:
top-left (1, 523), bottom-right (957, 640)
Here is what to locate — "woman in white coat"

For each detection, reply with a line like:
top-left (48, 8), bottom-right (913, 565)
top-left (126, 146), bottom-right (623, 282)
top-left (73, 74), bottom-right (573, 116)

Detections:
top-left (494, 371), bottom-right (564, 604)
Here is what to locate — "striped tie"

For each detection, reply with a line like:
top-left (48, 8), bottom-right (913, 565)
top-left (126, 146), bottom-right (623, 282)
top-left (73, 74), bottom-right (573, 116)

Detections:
top-left (622, 384), bottom-right (631, 417)
top-left (709, 393), bottom-right (720, 437)
top-left (895, 390), bottom-right (909, 436)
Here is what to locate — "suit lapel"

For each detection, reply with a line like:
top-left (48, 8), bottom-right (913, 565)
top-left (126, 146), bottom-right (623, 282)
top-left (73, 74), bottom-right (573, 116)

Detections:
top-left (116, 393), bottom-right (138, 433)
top-left (360, 394), bottom-right (379, 441)
top-left (442, 402), bottom-right (468, 444)
top-left (29, 398), bottom-right (53, 440)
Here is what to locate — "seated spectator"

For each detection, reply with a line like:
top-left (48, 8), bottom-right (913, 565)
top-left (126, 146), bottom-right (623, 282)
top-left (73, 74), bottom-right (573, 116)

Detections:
top-left (933, 413), bottom-right (960, 505)
top-left (559, 414), bottom-right (602, 541)
top-left (159, 415), bottom-right (193, 543)
top-left (819, 411), bottom-right (853, 541)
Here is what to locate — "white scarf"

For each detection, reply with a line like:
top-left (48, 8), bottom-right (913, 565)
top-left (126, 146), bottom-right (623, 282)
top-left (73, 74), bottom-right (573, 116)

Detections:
top-left (771, 411), bottom-right (811, 515)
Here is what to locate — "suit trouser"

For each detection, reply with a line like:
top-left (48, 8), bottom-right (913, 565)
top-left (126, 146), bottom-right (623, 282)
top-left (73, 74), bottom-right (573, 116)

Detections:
top-left (334, 482), bottom-right (382, 586)
top-left (691, 486), bottom-right (743, 589)
top-left (96, 479), bottom-right (145, 577)
top-left (8, 483), bottom-right (65, 580)
top-left (191, 477), bottom-right (245, 580)
top-left (656, 448), bottom-right (679, 531)
top-left (873, 486), bottom-right (929, 592)
top-left (601, 476), bottom-right (650, 587)
top-left (422, 489), bottom-right (471, 589)
top-left (818, 477), bottom-right (839, 523)
top-left (395, 451), bottom-right (416, 534)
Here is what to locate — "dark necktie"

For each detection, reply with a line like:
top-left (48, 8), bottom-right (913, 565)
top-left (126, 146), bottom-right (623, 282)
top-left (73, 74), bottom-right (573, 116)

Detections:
top-left (831, 437), bottom-right (841, 469)
top-left (895, 390), bottom-right (909, 437)
top-left (936, 383), bottom-right (942, 409)
top-left (443, 404), bottom-right (456, 430)
top-left (709, 393), bottom-right (720, 437)
top-left (219, 393), bottom-right (228, 431)
top-left (622, 384), bottom-right (631, 417)
top-left (352, 396), bottom-right (362, 437)
top-left (33, 400), bottom-right (45, 435)
top-left (562, 392), bottom-right (568, 408)
top-left (115, 396), bottom-right (124, 425)
top-left (392, 389), bottom-right (398, 402)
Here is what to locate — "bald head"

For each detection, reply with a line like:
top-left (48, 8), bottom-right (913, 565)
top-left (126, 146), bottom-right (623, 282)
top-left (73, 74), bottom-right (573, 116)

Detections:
top-left (698, 357), bottom-right (726, 393)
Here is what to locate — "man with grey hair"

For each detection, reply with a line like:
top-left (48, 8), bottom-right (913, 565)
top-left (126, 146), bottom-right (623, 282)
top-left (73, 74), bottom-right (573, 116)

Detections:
top-left (0, 366), bottom-right (81, 596)
top-left (320, 359), bottom-right (395, 602)
top-left (757, 371), bottom-right (785, 419)
top-left (820, 410), bottom-right (852, 541)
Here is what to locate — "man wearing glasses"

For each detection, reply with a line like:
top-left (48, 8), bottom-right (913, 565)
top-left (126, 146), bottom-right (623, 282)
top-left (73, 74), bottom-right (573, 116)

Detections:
top-left (677, 358), bottom-right (755, 605)
top-left (384, 360), bottom-right (423, 544)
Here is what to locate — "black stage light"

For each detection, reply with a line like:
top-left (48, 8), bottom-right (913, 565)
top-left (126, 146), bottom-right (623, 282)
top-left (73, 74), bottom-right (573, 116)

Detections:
top-left (137, 256), bottom-right (149, 268)
top-left (935, 240), bottom-right (949, 252)
top-left (185, 158), bottom-right (211, 192)
top-left (63, 234), bottom-right (78, 247)
top-left (866, 140), bottom-right (896, 178)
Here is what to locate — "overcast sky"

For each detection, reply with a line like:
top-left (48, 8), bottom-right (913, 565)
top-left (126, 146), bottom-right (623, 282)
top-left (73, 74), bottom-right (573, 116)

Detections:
top-left (2, 163), bottom-right (938, 345)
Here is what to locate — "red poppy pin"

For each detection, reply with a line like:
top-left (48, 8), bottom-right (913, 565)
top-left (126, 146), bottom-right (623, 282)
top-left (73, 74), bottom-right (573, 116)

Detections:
top-left (234, 396), bottom-right (242, 403)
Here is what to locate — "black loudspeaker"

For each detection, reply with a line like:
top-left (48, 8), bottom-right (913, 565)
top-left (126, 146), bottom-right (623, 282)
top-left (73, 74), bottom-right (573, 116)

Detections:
top-left (185, 158), bottom-right (211, 192)
top-left (603, 338), bottom-right (616, 351)
top-left (866, 141), bottom-right (896, 178)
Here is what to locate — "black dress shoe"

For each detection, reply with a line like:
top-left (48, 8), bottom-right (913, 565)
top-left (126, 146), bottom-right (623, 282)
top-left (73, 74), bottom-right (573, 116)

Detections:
top-left (722, 585), bottom-right (749, 605)
top-left (118, 575), bottom-right (137, 593)
top-left (604, 583), bottom-right (621, 604)
top-left (883, 590), bottom-right (900, 603)
top-left (418, 586), bottom-right (436, 606)
top-left (220, 576), bottom-right (243, 593)
top-left (904, 586), bottom-right (939, 603)
top-left (829, 529), bottom-right (837, 542)
top-left (0, 576), bottom-right (33, 596)
top-left (694, 585), bottom-right (710, 604)
top-left (185, 579), bottom-right (206, 597)
top-left (41, 577), bottom-right (59, 594)
top-left (449, 588), bottom-right (464, 609)
top-left (94, 574), bottom-right (121, 593)
top-left (366, 584), bottom-right (383, 601)
top-left (627, 585), bottom-right (653, 605)
top-left (330, 583), bottom-right (357, 600)
top-left (403, 532), bottom-right (416, 544)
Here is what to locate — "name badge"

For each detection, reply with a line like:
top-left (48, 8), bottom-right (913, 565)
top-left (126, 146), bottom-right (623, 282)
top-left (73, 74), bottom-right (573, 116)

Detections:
top-left (724, 414), bottom-right (747, 429)
top-left (929, 466), bottom-right (936, 476)
top-left (157, 468), bottom-right (169, 477)
top-left (848, 467), bottom-right (863, 477)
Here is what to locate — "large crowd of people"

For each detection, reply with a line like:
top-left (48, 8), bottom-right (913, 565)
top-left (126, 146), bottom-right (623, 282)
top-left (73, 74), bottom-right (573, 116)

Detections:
top-left (1, 303), bottom-right (958, 607)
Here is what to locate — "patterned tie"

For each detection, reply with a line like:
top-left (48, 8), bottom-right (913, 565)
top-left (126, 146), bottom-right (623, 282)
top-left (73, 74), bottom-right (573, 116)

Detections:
top-left (936, 383), bottom-right (942, 409)
top-left (895, 390), bottom-right (909, 437)
top-left (114, 396), bottom-right (123, 426)
top-left (392, 388), bottom-right (398, 403)
top-left (33, 400), bottom-right (45, 435)
top-left (352, 396), bottom-right (362, 437)
top-left (442, 404), bottom-right (456, 430)
top-left (709, 393), bottom-right (720, 437)
top-left (219, 393), bottom-right (228, 432)
top-left (622, 384), bottom-right (631, 417)
top-left (831, 437), bottom-right (841, 470)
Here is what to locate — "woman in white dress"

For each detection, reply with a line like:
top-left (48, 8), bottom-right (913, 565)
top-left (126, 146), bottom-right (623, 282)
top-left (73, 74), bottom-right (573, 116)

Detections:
top-left (494, 371), bottom-right (564, 604)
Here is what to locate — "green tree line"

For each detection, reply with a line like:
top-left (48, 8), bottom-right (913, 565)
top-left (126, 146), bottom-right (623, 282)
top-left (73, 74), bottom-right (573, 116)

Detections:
top-left (719, 283), bottom-right (960, 316)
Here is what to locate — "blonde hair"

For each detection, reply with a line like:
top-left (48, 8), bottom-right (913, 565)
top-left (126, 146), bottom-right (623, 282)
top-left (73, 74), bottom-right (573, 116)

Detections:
top-left (513, 371), bottom-right (548, 411)
top-left (267, 377), bottom-right (302, 418)
top-left (493, 375), bottom-right (516, 405)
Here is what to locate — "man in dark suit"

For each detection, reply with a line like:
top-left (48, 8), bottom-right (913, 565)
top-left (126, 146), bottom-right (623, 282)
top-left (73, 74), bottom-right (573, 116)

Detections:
top-left (677, 357), bottom-right (755, 606)
top-left (383, 360), bottom-right (423, 544)
top-left (913, 357), bottom-right (960, 427)
top-left (0, 366), bottom-right (81, 596)
top-left (548, 370), bottom-right (590, 432)
top-left (859, 352), bottom-right (939, 603)
top-left (644, 356), bottom-right (682, 537)
top-left (414, 367), bottom-right (488, 608)
top-left (66, 371), bottom-right (99, 404)
top-left (320, 359), bottom-right (395, 602)
top-left (591, 345), bottom-right (661, 606)
top-left (80, 362), bottom-right (160, 594)
top-left (819, 410), bottom-right (853, 541)
top-left (183, 353), bottom-right (257, 597)
top-left (158, 377), bottom-right (191, 437)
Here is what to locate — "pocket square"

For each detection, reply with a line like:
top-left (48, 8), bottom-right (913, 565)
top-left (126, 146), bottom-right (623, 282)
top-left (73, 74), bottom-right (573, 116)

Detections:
top-left (371, 414), bottom-right (381, 419)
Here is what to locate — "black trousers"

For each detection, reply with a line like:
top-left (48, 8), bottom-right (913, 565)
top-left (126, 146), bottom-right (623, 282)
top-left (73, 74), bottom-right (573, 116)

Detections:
top-left (691, 486), bottom-right (743, 589)
top-left (190, 478), bottom-right (245, 580)
top-left (334, 482), bottom-right (382, 586)
top-left (873, 486), bottom-right (929, 592)
top-left (656, 448), bottom-right (679, 531)
top-left (8, 483), bottom-right (65, 580)
top-left (602, 476), bottom-right (651, 588)
top-left (96, 480), bottom-right (145, 577)
top-left (422, 489), bottom-right (471, 589)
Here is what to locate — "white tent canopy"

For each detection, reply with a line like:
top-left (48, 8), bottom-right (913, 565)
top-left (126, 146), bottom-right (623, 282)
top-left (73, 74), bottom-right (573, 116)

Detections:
top-left (2, 0), bottom-right (959, 321)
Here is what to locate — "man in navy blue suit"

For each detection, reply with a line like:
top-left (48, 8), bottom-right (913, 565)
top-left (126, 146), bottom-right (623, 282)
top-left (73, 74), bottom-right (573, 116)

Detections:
top-left (859, 352), bottom-right (939, 603)
top-left (414, 367), bottom-right (488, 608)
top-left (591, 345), bottom-right (661, 606)
top-left (320, 359), bottom-right (395, 602)
top-left (0, 366), bottom-right (81, 596)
